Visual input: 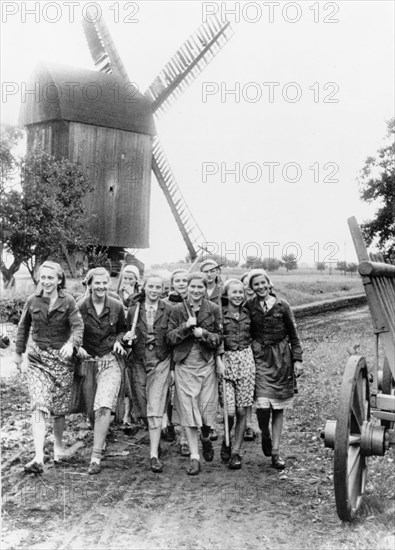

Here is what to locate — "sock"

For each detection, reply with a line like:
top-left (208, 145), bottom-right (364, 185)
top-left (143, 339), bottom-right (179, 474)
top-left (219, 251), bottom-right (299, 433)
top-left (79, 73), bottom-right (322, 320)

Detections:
top-left (91, 447), bottom-right (102, 464)
top-left (201, 424), bottom-right (210, 439)
top-left (256, 409), bottom-right (271, 437)
top-left (190, 454), bottom-right (200, 461)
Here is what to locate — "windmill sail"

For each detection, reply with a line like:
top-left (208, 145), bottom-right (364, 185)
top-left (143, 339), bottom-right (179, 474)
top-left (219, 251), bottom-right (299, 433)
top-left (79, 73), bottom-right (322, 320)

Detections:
top-left (147, 16), bottom-right (234, 117)
top-left (152, 137), bottom-right (207, 260)
top-left (82, 9), bottom-right (129, 80)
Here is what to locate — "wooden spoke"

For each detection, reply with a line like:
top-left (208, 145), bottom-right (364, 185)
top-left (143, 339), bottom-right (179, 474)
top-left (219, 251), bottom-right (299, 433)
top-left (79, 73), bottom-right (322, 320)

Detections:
top-left (334, 356), bottom-right (370, 522)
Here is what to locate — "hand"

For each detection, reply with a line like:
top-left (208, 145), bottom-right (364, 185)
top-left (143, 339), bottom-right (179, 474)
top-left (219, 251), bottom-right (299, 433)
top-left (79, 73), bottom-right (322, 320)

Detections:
top-left (216, 357), bottom-right (225, 376)
top-left (186, 316), bottom-right (197, 329)
top-left (76, 347), bottom-right (91, 360)
top-left (294, 361), bottom-right (304, 378)
top-left (123, 330), bottom-right (136, 343)
top-left (122, 283), bottom-right (135, 296)
top-left (192, 327), bottom-right (203, 339)
top-left (59, 342), bottom-right (74, 360)
top-left (113, 341), bottom-right (126, 356)
top-left (14, 352), bottom-right (23, 373)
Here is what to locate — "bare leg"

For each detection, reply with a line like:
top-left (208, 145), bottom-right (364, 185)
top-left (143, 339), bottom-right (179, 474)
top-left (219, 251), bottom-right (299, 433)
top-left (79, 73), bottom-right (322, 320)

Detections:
top-left (53, 415), bottom-right (65, 460)
top-left (91, 407), bottom-right (111, 464)
top-left (233, 407), bottom-right (247, 453)
top-left (28, 409), bottom-right (46, 465)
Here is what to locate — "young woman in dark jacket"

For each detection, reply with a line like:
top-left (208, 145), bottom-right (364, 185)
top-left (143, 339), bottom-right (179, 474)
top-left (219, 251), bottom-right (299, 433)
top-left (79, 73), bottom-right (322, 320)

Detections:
top-left (14, 261), bottom-right (83, 474)
top-left (245, 270), bottom-right (303, 469)
top-left (124, 273), bottom-right (173, 473)
top-left (216, 279), bottom-right (255, 470)
top-left (166, 272), bottom-right (223, 476)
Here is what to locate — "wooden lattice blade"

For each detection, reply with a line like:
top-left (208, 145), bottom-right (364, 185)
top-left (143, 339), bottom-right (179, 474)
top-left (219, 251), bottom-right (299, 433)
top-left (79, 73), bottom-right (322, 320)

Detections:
top-left (151, 137), bottom-right (207, 260)
top-left (146, 15), bottom-right (234, 117)
top-left (82, 9), bottom-right (129, 81)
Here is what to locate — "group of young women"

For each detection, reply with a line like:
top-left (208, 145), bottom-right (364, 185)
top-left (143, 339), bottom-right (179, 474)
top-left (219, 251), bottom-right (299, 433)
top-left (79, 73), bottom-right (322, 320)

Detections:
top-left (14, 259), bottom-right (303, 477)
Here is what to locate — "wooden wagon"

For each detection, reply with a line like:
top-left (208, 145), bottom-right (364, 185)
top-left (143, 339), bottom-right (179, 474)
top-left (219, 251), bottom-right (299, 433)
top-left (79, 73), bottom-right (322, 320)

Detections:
top-left (321, 216), bottom-right (395, 522)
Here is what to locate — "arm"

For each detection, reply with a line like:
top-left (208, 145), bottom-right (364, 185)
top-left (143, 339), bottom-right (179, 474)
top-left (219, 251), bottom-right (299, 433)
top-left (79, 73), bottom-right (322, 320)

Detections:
top-left (198, 304), bottom-right (223, 353)
top-left (15, 298), bottom-right (32, 355)
top-left (60, 297), bottom-right (84, 360)
top-left (283, 301), bottom-right (303, 363)
top-left (165, 306), bottom-right (192, 347)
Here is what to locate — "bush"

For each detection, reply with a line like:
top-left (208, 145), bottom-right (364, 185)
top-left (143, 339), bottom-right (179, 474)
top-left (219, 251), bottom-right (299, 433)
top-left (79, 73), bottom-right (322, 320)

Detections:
top-left (0, 296), bottom-right (26, 324)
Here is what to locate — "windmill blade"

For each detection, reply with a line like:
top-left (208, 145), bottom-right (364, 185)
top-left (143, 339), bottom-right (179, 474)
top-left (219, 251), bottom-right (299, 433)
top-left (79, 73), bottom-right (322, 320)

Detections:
top-left (152, 137), bottom-right (207, 260)
top-left (82, 8), bottom-right (129, 80)
top-left (146, 15), bottom-right (234, 117)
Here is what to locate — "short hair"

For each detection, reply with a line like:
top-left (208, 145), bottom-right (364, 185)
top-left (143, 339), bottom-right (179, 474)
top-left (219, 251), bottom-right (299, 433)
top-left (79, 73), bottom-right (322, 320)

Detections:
top-left (187, 271), bottom-right (208, 288)
top-left (39, 261), bottom-right (66, 289)
top-left (170, 268), bottom-right (188, 289)
top-left (223, 278), bottom-right (244, 296)
top-left (86, 267), bottom-right (110, 286)
top-left (142, 272), bottom-right (164, 289)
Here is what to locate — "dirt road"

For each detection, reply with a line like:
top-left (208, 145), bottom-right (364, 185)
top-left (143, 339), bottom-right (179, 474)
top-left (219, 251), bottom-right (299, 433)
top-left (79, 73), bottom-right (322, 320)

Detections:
top-left (2, 307), bottom-right (394, 549)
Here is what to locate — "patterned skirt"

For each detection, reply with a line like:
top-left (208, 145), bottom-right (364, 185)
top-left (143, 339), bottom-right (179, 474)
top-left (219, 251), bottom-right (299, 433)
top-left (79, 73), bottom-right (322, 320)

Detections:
top-left (26, 342), bottom-right (75, 416)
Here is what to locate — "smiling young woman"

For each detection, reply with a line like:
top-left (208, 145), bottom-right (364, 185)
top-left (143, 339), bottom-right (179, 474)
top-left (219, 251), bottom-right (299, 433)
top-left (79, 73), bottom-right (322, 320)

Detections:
top-left (14, 261), bottom-right (84, 474)
top-left (166, 272), bottom-right (223, 476)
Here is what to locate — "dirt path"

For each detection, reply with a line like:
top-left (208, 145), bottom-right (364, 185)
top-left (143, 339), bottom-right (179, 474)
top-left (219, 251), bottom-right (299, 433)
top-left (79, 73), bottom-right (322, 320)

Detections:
top-left (2, 307), bottom-right (394, 550)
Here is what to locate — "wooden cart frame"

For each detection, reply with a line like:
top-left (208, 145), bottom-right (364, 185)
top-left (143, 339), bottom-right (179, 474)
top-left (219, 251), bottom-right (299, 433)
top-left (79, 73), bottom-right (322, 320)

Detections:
top-left (321, 216), bottom-right (395, 522)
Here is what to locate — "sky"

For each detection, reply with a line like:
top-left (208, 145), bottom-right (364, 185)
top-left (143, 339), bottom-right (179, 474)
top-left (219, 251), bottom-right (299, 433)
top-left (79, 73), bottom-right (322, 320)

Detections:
top-left (1, 0), bottom-right (394, 267)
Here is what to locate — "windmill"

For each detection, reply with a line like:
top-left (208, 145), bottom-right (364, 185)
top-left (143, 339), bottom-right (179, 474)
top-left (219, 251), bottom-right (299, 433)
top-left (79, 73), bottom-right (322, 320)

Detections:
top-left (81, 9), bottom-right (233, 261)
top-left (19, 12), bottom-right (234, 272)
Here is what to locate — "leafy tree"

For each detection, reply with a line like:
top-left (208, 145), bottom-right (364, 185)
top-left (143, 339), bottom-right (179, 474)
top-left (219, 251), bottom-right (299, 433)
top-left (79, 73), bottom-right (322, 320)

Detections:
top-left (336, 261), bottom-right (348, 275)
top-left (282, 253), bottom-right (298, 272)
top-left (346, 262), bottom-right (358, 276)
top-left (262, 257), bottom-right (282, 272)
top-left (316, 262), bottom-right (326, 273)
top-left (359, 118), bottom-right (395, 258)
top-left (1, 147), bottom-right (97, 284)
top-left (243, 256), bottom-right (264, 269)
top-left (0, 124), bottom-right (23, 196)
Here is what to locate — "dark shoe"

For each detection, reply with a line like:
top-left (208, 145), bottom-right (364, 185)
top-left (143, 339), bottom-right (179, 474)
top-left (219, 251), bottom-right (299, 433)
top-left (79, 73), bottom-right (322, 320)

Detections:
top-left (201, 436), bottom-right (214, 462)
top-left (209, 428), bottom-right (218, 441)
top-left (244, 426), bottom-right (256, 441)
top-left (271, 454), bottom-right (285, 470)
top-left (220, 440), bottom-right (232, 463)
top-left (24, 460), bottom-right (44, 474)
top-left (163, 424), bottom-right (176, 442)
top-left (229, 453), bottom-right (242, 470)
top-left (150, 457), bottom-right (163, 473)
top-left (261, 436), bottom-right (272, 457)
top-left (180, 443), bottom-right (191, 457)
top-left (186, 458), bottom-right (201, 476)
top-left (88, 462), bottom-right (101, 475)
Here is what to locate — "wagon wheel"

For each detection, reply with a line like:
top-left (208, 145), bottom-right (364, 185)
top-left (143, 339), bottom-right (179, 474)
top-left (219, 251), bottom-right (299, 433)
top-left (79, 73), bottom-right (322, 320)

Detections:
top-left (381, 357), bottom-right (395, 429)
top-left (334, 355), bottom-right (370, 522)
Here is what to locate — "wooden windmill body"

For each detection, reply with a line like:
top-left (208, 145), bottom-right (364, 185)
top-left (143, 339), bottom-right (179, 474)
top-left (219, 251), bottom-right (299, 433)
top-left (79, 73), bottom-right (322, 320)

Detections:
top-left (19, 13), bottom-right (233, 268)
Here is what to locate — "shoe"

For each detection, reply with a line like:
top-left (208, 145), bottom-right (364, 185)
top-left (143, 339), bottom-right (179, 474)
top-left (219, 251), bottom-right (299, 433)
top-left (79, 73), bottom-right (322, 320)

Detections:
top-left (261, 436), bottom-right (272, 457)
top-left (186, 459), bottom-right (201, 476)
top-left (209, 428), bottom-right (218, 441)
top-left (201, 436), bottom-right (214, 462)
top-left (229, 453), bottom-right (242, 470)
top-left (163, 425), bottom-right (176, 442)
top-left (180, 443), bottom-right (191, 457)
top-left (88, 462), bottom-right (101, 475)
top-left (24, 460), bottom-right (44, 474)
top-left (220, 440), bottom-right (232, 463)
top-left (244, 426), bottom-right (255, 441)
top-left (150, 457), bottom-right (163, 473)
top-left (271, 454), bottom-right (285, 470)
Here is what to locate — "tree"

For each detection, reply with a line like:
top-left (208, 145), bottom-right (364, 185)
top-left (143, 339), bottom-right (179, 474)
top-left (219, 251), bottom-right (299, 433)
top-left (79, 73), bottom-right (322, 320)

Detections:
top-left (243, 256), bottom-right (264, 269)
top-left (1, 147), bottom-right (97, 284)
top-left (346, 262), bottom-right (358, 276)
top-left (282, 253), bottom-right (298, 272)
top-left (262, 257), bottom-right (282, 272)
top-left (316, 262), bottom-right (326, 273)
top-left (0, 124), bottom-right (23, 196)
top-left (359, 118), bottom-right (395, 258)
top-left (336, 261), bottom-right (348, 275)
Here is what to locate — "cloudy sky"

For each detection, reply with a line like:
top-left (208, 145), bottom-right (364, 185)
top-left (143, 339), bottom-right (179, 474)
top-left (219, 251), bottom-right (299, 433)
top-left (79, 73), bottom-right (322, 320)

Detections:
top-left (1, 1), bottom-right (394, 267)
